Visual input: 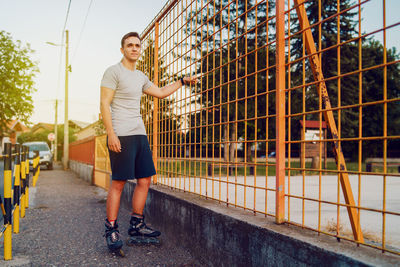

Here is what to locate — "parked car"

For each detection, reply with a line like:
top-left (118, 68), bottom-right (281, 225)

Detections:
top-left (23, 141), bottom-right (53, 170)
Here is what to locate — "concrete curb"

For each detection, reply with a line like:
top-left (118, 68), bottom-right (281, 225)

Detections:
top-left (121, 181), bottom-right (399, 267)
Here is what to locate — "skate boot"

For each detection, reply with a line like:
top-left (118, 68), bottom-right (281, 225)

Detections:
top-left (127, 214), bottom-right (161, 246)
top-left (104, 219), bottom-right (125, 256)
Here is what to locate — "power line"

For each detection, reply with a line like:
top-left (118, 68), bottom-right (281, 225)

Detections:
top-left (72, 0), bottom-right (94, 62)
top-left (62, 0), bottom-right (72, 33)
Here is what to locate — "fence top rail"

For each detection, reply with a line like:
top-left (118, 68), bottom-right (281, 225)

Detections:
top-left (141, 0), bottom-right (177, 40)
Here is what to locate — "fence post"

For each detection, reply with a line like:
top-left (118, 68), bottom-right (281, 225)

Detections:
top-left (25, 146), bottom-right (30, 208)
top-left (275, 0), bottom-right (286, 224)
top-left (152, 21), bottom-right (160, 184)
top-left (4, 143), bottom-right (12, 260)
top-left (13, 144), bottom-right (21, 234)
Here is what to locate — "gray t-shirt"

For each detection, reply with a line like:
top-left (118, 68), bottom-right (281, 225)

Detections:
top-left (101, 62), bottom-right (154, 136)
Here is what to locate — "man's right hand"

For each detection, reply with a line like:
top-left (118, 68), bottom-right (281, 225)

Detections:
top-left (108, 133), bottom-right (121, 153)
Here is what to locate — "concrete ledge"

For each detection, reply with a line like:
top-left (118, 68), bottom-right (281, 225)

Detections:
top-left (121, 181), bottom-right (399, 267)
top-left (69, 160), bottom-right (93, 184)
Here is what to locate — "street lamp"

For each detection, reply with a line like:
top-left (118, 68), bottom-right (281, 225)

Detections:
top-left (46, 30), bottom-right (70, 170)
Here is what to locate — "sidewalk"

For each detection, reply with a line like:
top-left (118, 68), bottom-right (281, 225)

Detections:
top-left (2, 163), bottom-right (201, 266)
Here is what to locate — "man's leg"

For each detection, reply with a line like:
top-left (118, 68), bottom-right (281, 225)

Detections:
top-left (131, 177), bottom-right (151, 215)
top-left (107, 180), bottom-right (127, 221)
top-left (127, 176), bottom-right (161, 245)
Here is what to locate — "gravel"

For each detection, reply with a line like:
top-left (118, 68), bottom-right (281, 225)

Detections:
top-left (3, 163), bottom-right (202, 266)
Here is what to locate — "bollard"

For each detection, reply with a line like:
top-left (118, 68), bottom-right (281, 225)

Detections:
top-left (13, 144), bottom-right (21, 234)
top-left (25, 146), bottom-right (30, 209)
top-left (4, 143), bottom-right (13, 260)
top-left (33, 150), bottom-right (40, 187)
top-left (20, 145), bottom-right (26, 219)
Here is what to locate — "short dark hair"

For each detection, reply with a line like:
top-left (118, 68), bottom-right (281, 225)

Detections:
top-left (121, 32), bottom-right (141, 48)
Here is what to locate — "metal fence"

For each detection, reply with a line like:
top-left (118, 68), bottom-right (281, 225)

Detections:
top-left (137, 0), bottom-right (399, 255)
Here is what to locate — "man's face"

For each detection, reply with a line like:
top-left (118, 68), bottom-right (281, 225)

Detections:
top-left (120, 36), bottom-right (141, 61)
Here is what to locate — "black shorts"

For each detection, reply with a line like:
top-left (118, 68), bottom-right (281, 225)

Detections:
top-left (108, 135), bottom-right (156, 181)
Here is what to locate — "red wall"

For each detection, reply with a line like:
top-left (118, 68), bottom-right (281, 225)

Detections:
top-left (69, 136), bottom-right (95, 165)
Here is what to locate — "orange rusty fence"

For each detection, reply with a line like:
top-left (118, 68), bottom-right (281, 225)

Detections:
top-left (94, 0), bottom-right (400, 255)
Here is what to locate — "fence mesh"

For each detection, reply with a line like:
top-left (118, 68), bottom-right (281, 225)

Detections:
top-left (137, 0), bottom-right (400, 255)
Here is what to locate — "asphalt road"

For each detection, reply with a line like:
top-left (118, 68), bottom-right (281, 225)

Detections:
top-left (1, 163), bottom-right (202, 266)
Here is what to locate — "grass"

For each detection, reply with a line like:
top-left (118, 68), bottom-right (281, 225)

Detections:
top-left (156, 158), bottom-right (399, 177)
top-left (322, 219), bottom-right (383, 245)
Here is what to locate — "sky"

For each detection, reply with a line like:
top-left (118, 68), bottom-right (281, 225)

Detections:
top-left (0, 0), bottom-right (169, 125)
top-left (0, 0), bottom-right (399, 126)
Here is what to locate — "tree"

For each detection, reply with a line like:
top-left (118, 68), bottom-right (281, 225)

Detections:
top-left (0, 31), bottom-right (38, 136)
top-left (360, 41), bottom-right (400, 159)
top-left (289, 0), bottom-right (400, 160)
top-left (187, 0), bottom-right (276, 162)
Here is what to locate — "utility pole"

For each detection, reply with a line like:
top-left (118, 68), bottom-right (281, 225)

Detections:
top-left (54, 99), bottom-right (58, 161)
top-left (63, 30), bottom-right (69, 170)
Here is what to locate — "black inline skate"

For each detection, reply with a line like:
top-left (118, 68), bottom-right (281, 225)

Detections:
top-left (104, 219), bottom-right (125, 256)
top-left (127, 214), bottom-right (161, 246)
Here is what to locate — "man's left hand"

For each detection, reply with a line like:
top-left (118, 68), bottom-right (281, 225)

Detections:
top-left (182, 75), bottom-right (200, 85)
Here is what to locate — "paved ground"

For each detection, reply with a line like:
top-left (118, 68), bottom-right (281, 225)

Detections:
top-left (1, 163), bottom-right (202, 266)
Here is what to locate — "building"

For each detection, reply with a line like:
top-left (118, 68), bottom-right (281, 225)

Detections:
top-left (0, 120), bottom-right (30, 153)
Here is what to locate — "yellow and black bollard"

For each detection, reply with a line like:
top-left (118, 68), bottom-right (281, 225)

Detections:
top-left (13, 144), bottom-right (21, 234)
top-left (25, 146), bottom-right (30, 209)
top-left (20, 146), bottom-right (26, 219)
top-left (3, 143), bottom-right (13, 260)
top-left (33, 150), bottom-right (40, 187)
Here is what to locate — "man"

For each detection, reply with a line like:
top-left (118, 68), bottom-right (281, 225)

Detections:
top-left (100, 32), bottom-right (198, 252)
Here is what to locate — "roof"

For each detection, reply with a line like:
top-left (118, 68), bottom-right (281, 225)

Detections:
top-left (299, 120), bottom-right (327, 129)
top-left (31, 123), bottom-right (54, 133)
top-left (6, 120), bottom-right (30, 133)
top-left (70, 120), bottom-right (91, 129)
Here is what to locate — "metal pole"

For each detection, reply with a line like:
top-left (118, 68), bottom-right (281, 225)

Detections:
top-left (63, 30), bottom-right (69, 170)
top-left (54, 99), bottom-right (58, 161)
top-left (275, 0), bottom-right (286, 224)
top-left (153, 22), bottom-right (159, 184)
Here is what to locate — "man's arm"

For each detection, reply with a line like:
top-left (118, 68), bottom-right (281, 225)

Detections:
top-left (143, 76), bottom-right (199, 99)
top-left (100, 86), bottom-right (121, 153)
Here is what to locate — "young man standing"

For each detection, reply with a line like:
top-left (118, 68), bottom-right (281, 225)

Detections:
top-left (100, 32), bottom-right (197, 252)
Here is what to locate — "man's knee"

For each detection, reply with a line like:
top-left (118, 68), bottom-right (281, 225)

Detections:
top-left (137, 177), bottom-right (151, 188)
top-left (110, 180), bottom-right (126, 193)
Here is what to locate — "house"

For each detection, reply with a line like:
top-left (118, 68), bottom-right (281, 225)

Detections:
top-left (75, 120), bottom-right (103, 141)
top-left (69, 120), bottom-right (90, 132)
top-left (30, 120), bottom-right (90, 135)
top-left (30, 122), bottom-right (54, 134)
top-left (0, 120), bottom-right (30, 153)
